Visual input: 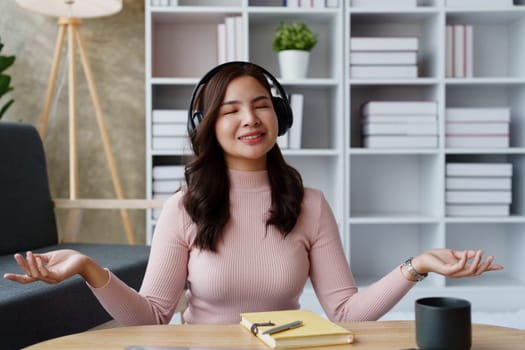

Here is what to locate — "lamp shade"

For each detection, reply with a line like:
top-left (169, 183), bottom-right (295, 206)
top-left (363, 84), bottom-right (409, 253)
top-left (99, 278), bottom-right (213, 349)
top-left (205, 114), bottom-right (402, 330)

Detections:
top-left (16, 0), bottom-right (122, 18)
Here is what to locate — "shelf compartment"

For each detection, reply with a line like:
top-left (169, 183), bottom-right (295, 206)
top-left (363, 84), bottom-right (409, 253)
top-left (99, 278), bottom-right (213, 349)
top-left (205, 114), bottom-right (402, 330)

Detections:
top-left (349, 223), bottom-right (442, 287)
top-left (152, 84), bottom-right (194, 110)
top-left (151, 11), bottom-right (242, 78)
top-left (350, 154), bottom-right (441, 217)
top-left (285, 155), bottom-right (343, 219)
top-left (446, 154), bottom-right (525, 216)
top-left (248, 11), bottom-right (342, 79)
top-left (283, 85), bottom-right (341, 150)
top-left (349, 12), bottom-right (440, 78)
top-left (445, 222), bottom-right (525, 287)
top-left (349, 84), bottom-right (439, 148)
top-left (446, 10), bottom-right (525, 78)
top-left (445, 84), bottom-right (525, 148)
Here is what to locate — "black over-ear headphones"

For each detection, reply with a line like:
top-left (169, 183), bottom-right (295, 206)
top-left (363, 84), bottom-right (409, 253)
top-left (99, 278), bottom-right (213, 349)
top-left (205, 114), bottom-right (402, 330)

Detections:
top-left (187, 61), bottom-right (293, 137)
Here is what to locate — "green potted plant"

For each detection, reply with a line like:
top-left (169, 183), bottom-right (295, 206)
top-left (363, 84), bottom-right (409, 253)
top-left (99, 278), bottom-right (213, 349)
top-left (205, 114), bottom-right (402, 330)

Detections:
top-left (272, 22), bottom-right (317, 79)
top-left (0, 36), bottom-right (16, 119)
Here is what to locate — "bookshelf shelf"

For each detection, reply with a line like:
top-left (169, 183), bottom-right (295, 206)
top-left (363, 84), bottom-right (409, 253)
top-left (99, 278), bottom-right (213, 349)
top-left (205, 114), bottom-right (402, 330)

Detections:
top-left (146, 0), bottom-right (525, 316)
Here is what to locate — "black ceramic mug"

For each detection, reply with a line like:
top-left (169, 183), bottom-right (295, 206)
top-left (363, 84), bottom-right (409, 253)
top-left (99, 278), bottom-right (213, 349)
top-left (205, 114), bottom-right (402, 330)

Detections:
top-left (415, 297), bottom-right (472, 350)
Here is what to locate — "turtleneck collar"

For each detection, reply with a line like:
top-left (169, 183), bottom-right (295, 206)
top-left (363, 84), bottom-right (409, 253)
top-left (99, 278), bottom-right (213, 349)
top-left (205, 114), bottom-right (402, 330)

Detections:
top-left (228, 169), bottom-right (270, 191)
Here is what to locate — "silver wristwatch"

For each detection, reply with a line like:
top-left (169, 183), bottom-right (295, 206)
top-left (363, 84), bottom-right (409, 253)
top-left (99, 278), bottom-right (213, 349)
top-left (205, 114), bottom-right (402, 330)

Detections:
top-left (403, 257), bottom-right (428, 282)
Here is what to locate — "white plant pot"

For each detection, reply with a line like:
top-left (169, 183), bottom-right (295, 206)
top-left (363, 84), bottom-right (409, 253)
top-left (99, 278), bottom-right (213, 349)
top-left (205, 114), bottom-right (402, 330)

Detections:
top-left (278, 50), bottom-right (310, 79)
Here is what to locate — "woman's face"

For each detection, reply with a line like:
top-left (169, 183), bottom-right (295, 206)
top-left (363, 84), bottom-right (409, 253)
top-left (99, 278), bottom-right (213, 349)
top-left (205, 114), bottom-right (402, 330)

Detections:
top-left (215, 75), bottom-right (278, 171)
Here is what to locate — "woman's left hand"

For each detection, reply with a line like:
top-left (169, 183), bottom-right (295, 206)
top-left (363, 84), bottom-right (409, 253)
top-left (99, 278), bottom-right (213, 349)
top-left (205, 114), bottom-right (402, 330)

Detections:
top-left (411, 249), bottom-right (504, 278)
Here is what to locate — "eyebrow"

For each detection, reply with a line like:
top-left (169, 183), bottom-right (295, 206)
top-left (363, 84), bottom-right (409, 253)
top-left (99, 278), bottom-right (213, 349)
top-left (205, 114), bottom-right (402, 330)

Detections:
top-left (221, 95), bottom-right (270, 106)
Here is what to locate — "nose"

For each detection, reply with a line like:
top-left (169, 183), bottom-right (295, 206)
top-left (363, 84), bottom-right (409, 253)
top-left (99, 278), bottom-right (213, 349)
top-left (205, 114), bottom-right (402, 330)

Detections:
top-left (242, 107), bottom-right (260, 127)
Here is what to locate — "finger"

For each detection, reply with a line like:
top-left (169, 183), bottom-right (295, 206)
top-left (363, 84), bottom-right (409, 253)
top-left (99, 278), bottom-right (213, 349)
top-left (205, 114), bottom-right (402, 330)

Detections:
top-left (35, 256), bottom-right (49, 278)
top-left (26, 251), bottom-right (41, 278)
top-left (13, 253), bottom-right (32, 276)
top-left (3, 273), bottom-right (38, 284)
top-left (460, 250), bottom-right (484, 277)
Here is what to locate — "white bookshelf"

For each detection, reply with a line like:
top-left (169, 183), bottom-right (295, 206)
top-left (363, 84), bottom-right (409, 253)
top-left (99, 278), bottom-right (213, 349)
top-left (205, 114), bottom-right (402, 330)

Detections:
top-left (145, 0), bottom-right (525, 316)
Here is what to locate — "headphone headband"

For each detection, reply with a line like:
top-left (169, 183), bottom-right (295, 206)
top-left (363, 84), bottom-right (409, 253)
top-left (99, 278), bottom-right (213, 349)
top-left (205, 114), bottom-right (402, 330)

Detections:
top-left (187, 61), bottom-right (293, 137)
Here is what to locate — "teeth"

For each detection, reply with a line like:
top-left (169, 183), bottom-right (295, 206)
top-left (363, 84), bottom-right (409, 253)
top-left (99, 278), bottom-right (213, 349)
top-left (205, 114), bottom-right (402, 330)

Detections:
top-left (241, 134), bottom-right (260, 140)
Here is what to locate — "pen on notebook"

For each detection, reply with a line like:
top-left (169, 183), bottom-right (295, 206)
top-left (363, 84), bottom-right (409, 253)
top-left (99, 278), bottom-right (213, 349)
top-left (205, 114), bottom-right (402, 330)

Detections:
top-left (262, 320), bottom-right (303, 335)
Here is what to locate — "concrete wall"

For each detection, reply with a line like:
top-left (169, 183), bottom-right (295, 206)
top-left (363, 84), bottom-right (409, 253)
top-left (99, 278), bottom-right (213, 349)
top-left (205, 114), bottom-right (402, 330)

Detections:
top-left (0, 1), bottom-right (146, 244)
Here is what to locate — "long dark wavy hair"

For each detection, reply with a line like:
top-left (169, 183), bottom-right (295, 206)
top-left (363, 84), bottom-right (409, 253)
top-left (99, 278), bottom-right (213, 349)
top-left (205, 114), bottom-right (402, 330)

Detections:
top-left (183, 62), bottom-right (304, 252)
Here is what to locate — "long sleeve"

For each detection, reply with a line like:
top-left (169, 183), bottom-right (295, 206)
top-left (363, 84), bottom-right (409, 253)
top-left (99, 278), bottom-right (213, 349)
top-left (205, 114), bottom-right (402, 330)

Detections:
top-left (89, 192), bottom-right (189, 325)
top-left (309, 193), bottom-right (416, 321)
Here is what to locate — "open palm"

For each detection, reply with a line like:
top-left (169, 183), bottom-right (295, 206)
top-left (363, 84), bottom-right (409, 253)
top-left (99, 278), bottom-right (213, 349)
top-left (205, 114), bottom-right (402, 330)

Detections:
top-left (3, 249), bottom-right (87, 284)
top-left (420, 249), bottom-right (503, 278)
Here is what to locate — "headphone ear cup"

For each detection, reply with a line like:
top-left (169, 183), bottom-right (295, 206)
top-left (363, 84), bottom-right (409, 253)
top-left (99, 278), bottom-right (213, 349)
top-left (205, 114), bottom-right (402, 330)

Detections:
top-left (272, 97), bottom-right (293, 136)
top-left (188, 111), bottom-right (203, 136)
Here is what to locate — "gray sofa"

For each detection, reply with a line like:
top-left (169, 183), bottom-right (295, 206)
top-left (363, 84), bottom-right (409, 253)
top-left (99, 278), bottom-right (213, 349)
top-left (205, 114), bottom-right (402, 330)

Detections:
top-left (0, 122), bottom-right (150, 349)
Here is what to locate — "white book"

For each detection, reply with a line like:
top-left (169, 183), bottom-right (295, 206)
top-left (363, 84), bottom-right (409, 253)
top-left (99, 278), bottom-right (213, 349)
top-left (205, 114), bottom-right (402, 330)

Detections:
top-left (446, 204), bottom-right (510, 217)
top-left (446, 136), bottom-right (509, 148)
top-left (152, 123), bottom-right (188, 137)
top-left (325, 0), bottom-right (339, 7)
top-left (312, 0), bottom-right (325, 8)
top-left (446, 190), bottom-right (512, 204)
top-left (350, 37), bottom-right (419, 52)
top-left (216, 23), bottom-right (226, 64)
top-left (152, 136), bottom-right (189, 150)
top-left (362, 115), bottom-right (437, 123)
top-left (351, 65), bottom-right (417, 78)
top-left (362, 122), bottom-right (438, 135)
top-left (287, 0), bottom-right (299, 7)
top-left (363, 136), bottom-right (438, 148)
top-left (446, 177), bottom-right (511, 191)
top-left (352, 0), bottom-right (417, 7)
top-left (152, 109), bottom-right (187, 124)
top-left (350, 51), bottom-right (417, 65)
top-left (234, 16), bottom-right (244, 60)
top-left (288, 93), bottom-right (304, 149)
top-left (225, 17), bottom-right (236, 62)
top-left (446, 25), bottom-right (453, 77)
top-left (446, 163), bottom-right (513, 177)
top-left (465, 25), bottom-right (473, 78)
top-left (453, 25), bottom-right (465, 78)
top-left (300, 0), bottom-right (312, 7)
top-left (445, 108), bottom-right (511, 122)
top-left (152, 165), bottom-right (185, 180)
top-left (446, 0), bottom-right (513, 8)
top-left (153, 179), bottom-right (184, 193)
top-left (445, 122), bottom-right (509, 135)
top-left (363, 101), bottom-right (438, 116)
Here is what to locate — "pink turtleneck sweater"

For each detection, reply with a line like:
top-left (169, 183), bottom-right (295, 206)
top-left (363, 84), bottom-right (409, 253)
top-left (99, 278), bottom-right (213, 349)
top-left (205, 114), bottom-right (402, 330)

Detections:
top-left (90, 170), bottom-right (415, 325)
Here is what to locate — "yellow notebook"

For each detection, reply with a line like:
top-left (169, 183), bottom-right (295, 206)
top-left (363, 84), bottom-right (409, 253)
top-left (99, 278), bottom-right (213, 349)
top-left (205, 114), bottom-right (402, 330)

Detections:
top-left (240, 309), bottom-right (354, 349)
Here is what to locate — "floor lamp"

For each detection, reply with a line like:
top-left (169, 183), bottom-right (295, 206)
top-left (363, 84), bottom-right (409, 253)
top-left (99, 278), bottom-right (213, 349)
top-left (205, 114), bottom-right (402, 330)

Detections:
top-left (16, 0), bottom-right (139, 244)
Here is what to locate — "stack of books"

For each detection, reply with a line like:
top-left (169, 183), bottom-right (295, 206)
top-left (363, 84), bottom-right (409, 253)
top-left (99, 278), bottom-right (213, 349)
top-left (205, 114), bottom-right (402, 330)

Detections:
top-left (361, 101), bottom-right (438, 148)
top-left (216, 16), bottom-right (244, 64)
top-left (352, 0), bottom-right (417, 7)
top-left (349, 37), bottom-right (419, 79)
top-left (446, 0), bottom-right (513, 8)
top-left (445, 107), bottom-right (510, 148)
top-left (151, 109), bottom-right (189, 151)
top-left (445, 24), bottom-right (474, 78)
top-left (151, 165), bottom-right (185, 219)
top-left (446, 163), bottom-right (512, 217)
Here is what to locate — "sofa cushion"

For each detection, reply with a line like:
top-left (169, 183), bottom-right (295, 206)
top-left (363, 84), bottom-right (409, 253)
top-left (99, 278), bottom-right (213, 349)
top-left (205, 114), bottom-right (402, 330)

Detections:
top-left (0, 122), bottom-right (58, 255)
top-left (0, 243), bottom-right (150, 349)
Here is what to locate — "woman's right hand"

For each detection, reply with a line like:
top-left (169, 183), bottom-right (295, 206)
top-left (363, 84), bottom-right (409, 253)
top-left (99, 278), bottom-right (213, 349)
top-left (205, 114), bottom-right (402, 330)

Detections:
top-left (3, 250), bottom-right (109, 287)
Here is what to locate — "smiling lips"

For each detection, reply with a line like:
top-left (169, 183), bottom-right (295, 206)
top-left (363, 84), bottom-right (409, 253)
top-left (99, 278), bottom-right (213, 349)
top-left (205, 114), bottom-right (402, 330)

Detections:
top-left (238, 131), bottom-right (265, 144)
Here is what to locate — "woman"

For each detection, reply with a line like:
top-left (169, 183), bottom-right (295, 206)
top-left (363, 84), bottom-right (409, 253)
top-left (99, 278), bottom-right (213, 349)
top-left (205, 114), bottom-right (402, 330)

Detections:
top-left (4, 62), bottom-right (503, 325)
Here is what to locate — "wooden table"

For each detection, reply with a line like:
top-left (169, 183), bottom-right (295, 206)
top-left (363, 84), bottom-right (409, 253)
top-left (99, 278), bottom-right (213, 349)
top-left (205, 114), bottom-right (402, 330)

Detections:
top-left (26, 321), bottom-right (525, 349)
